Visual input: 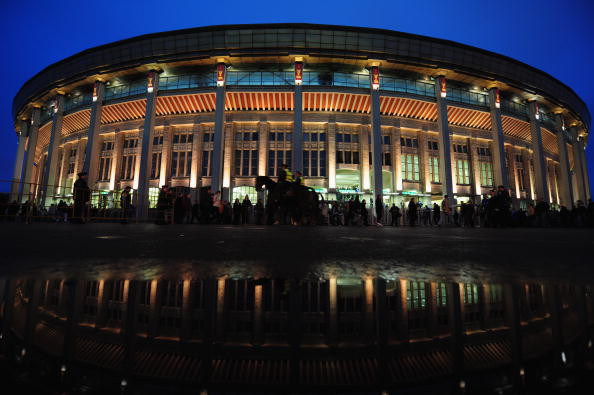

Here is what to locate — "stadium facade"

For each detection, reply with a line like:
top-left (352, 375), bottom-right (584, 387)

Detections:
top-left (9, 24), bottom-right (592, 216)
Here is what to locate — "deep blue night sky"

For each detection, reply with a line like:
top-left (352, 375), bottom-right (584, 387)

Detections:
top-left (1, 0), bottom-right (593, 191)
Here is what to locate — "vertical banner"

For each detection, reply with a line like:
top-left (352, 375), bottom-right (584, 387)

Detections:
top-left (294, 61), bottom-right (303, 85)
top-left (371, 66), bottom-right (380, 90)
top-left (217, 63), bottom-right (226, 87)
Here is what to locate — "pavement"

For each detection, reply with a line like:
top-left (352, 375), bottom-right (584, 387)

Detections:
top-left (0, 223), bottom-right (593, 283)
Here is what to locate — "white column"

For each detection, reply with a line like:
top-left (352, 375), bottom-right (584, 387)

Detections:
top-left (211, 62), bottom-right (227, 196)
top-left (554, 114), bottom-right (573, 207)
top-left (109, 132), bottom-right (124, 191)
top-left (392, 126), bottom-right (402, 191)
top-left (369, 66), bottom-right (383, 197)
top-left (10, 120), bottom-right (28, 202)
top-left (190, 121), bottom-right (203, 191)
top-left (82, 81), bottom-right (106, 183)
top-left (21, 108), bottom-right (41, 202)
top-left (257, 121), bottom-right (269, 177)
top-left (41, 94), bottom-right (65, 208)
top-left (488, 88), bottom-right (509, 189)
top-left (327, 121), bottom-right (337, 189)
top-left (527, 101), bottom-right (549, 202)
top-left (136, 71), bottom-right (160, 220)
top-left (435, 77), bottom-right (454, 203)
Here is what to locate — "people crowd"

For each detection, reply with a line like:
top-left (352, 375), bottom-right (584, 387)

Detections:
top-left (2, 180), bottom-right (594, 229)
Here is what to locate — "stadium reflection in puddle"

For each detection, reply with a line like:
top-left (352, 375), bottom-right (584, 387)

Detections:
top-left (1, 275), bottom-right (593, 394)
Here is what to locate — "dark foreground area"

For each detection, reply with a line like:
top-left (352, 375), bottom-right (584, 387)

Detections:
top-left (1, 224), bottom-right (594, 394)
top-left (0, 223), bottom-right (593, 283)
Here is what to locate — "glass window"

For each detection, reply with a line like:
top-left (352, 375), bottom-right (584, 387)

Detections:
top-left (480, 162), bottom-right (493, 187)
top-left (401, 154), bottom-right (420, 181)
top-left (456, 159), bottom-right (470, 184)
top-left (429, 156), bottom-right (440, 183)
top-left (201, 150), bottom-right (212, 177)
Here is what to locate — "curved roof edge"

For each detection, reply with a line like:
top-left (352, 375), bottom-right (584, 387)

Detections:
top-left (12, 23), bottom-right (591, 129)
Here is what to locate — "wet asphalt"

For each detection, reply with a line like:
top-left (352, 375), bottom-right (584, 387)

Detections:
top-left (0, 222), bottom-right (593, 283)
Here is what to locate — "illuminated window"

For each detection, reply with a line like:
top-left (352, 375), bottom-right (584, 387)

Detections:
top-left (429, 156), bottom-right (440, 183)
top-left (401, 154), bottom-right (420, 181)
top-left (406, 281), bottom-right (427, 310)
top-left (455, 159), bottom-right (470, 184)
top-left (480, 162), bottom-right (493, 187)
top-left (463, 283), bottom-right (479, 305)
top-left (149, 187), bottom-right (159, 208)
top-left (232, 186), bottom-right (258, 203)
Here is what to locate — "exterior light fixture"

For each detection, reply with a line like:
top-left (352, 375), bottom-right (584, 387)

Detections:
top-left (121, 378), bottom-right (128, 387)
top-left (440, 78), bottom-right (447, 98)
top-left (371, 66), bottom-right (380, 90)
top-left (459, 380), bottom-right (466, 389)
top-left (147, 72), bottom-right (155, 93)
top-left (294, 61), bottom-right (303, 85)
top-left (561, 351), bottom-right (566, 364)
top-left (92, 82), bottom-right (99, 102)
top-left (588, 339), bottom-right (592, 349)
top-left (534, 103), bottom-right (540, 120)
top-left (21, 348), bottom-right (26, 357)
top-left (60, 364), bottom-right (67, 373)
top-left (216, 63), bottom-right (226, 87)
top-left (52, 99), bottom-right (58, 114)
top-left (495, 88), bottom-right (501, 108)
top-left (519, 368), bottom-right (525, 376)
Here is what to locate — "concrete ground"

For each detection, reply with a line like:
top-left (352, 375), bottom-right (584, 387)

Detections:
top-left (0, 223), bottom-right (593, 283)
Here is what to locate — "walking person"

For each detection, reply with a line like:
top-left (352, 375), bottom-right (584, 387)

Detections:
top-left (408, 198), bottom-right (418, 226)
top-left (73, 172), bottom-right (91, 224)
top-left (232, 198), bottom-right (241, 225)
top-left (389, 203), bottom-right (401, 226)
top-left (441, 195), bottom-right (451, 226)
top-left (241, 194), bottom-right (252, 225)
top-left (432, 202), bottom-right (441, 227)
top-left (120, 186), bottom-right (132, 224)
top-left (255, 199), bottom-right (265, 225)
top-left (375, 194), bottom-right (384, 226)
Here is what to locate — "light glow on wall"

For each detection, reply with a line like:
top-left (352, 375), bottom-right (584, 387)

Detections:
top-left (440, 78), bottom-right (447, 98)
top-left (216, 63), bottom-right (226, 87)
top-left (371, 66), bottom-right (380, 90)
top-left (294, 61), bottom-right (303, 85)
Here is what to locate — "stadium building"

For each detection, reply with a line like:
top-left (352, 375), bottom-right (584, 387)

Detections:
top-left (9, 24), bottom-right (591, 216)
